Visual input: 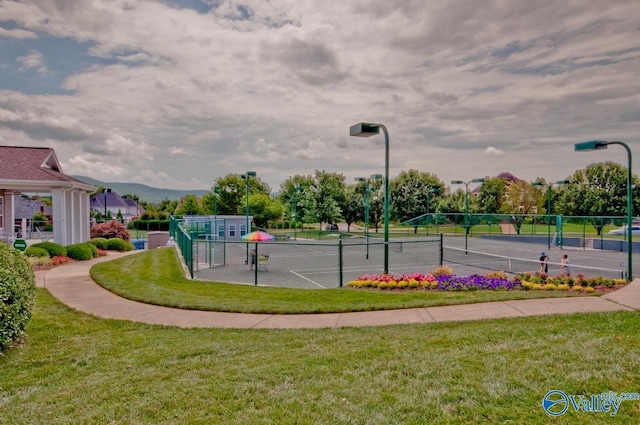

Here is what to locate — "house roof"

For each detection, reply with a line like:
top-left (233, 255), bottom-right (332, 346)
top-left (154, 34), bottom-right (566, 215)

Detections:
top-left (0, 146), bottom-right (93, 190)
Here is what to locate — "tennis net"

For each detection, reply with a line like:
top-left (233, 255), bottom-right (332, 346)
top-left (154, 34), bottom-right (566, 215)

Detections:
top-left (442, 246), bottom-right (625, 279)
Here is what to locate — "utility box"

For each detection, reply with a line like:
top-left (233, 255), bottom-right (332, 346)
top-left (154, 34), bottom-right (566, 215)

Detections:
top-left (147, 231), bottom-right (170, 249)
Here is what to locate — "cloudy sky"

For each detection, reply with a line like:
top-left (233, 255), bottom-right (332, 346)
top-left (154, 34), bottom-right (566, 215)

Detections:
top-left (1, 0), bottom-right (639, 192)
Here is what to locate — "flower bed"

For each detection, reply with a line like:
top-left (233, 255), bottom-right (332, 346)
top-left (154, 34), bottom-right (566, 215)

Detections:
top-left (347, 269), bottom-right (627, 293)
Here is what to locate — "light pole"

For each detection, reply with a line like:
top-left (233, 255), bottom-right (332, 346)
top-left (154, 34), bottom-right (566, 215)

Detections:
top-left (575, 140), bottom-right (633, 280)
top-left (451, 178), bottom-right (484, 253)
top-left (350, 122), bottom-right (390, 273)
top-left (103, 188), bottom-right (111, 222)
top-left (355, 174), bottom-right (382, 259)
top-left (532, 180), bottom-right (568, 249)
top-left (213, 185), bottom-right (220, 239)
top-left (241, 171), bottom-right (256, 264)
top-left (426, 188), bottom-right (439, 236)
top-left (293, 185), bottom-right (301, 240)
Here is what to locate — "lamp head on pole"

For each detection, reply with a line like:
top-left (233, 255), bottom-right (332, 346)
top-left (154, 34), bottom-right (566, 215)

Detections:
top-left (350, 122), bottom-right (380, 137)
top-left (575, 140), bottom-right (609, 151)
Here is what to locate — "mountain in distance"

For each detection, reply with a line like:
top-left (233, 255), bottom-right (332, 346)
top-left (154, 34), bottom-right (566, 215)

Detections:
top-left (72, 175), bottom-right (209, 204)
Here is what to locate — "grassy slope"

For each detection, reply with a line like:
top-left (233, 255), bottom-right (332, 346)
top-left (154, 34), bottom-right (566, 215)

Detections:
top-left (90, 249), bottom-right (581, 314)
top-left (0, 290), bottom-right (638, 424)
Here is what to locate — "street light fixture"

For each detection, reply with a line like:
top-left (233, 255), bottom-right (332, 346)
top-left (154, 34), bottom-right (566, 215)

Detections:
top-left (241, 171), bottom-right (257, 264)
top-left (451, 178), bottom-right (484, 253)
top-left (350, 122), bottom-right (390, 273)
top-left (532, 180), bottom-right (569, 249)
top-left (575, 140), bottom-right (633, 280)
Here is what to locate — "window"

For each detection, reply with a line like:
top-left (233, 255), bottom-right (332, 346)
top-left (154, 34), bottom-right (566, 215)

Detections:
top-left (229, 224), bottom-right (236, 237)
top-left (240, 224), bottom-right (247, 236)
top-left (0, 197), bottom-right (3, 229)
top-left (217, 224), bottom-right (225, 238)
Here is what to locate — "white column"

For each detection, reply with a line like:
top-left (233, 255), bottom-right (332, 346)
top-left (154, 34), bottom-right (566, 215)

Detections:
top-left (51, 189), bottom-right (66, 245)
top-left (79, 191), bottom-right (90, 242)
top-left (4, 191), bottom-right (16, 240)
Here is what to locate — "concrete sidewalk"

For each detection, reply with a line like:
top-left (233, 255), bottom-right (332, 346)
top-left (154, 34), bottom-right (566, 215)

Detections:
top-left (36, 252), bottom-right (640, 329)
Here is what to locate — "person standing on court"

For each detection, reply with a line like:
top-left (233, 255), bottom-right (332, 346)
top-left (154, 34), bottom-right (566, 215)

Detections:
top-left (539, 252), bottom-right (549, 274)
top-left (561, 254), bottom-right (570, 276)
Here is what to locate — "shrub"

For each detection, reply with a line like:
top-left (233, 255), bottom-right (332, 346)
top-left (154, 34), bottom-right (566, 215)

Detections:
top-left (25, 246), bottom-right (49, 258)
top-left (106, 238), bottom-right (134, 252)
top-left (0, 243), bottom-right (36, 354)
top-left (431, 265), bottom-right (454, 278)
top-left (66, 243), bottom-right (94, 261)
top-left (30, 241), bottom-right (66, 258)
top-left (86, 242), bottom-right (98, 258)
top-left (28, 256), bottom-right (53, 268)
top-left (90, 220), bottom-right (131, 241)
top-left (484, 271), bottom-right (508, 280)
top-left (90, 237), bottom-right (109, 250)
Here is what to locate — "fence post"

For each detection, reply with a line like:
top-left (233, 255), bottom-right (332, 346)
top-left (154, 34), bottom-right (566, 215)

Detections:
top-left (338, 238), bottom-right (343, 287)
top-left (439, 233), bottom-right (443, 266)
top-left (254, 242), bottom-right (258, 286)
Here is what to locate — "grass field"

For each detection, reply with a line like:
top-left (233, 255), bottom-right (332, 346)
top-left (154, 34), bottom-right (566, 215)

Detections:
top-left (1, 290), bottom-right (639, 424)
top-left (90, 249), bottom-right (585, 314)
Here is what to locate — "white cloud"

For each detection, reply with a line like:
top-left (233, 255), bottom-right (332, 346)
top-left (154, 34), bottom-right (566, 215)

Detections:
top-left (0, 0), bottom-right (638, 191)
top-left (485, 147), bottom-right (505, 156)
top-left (0, 27), bottom-right (37, 39)
top-left (17, 50), bottom-right (47, 73)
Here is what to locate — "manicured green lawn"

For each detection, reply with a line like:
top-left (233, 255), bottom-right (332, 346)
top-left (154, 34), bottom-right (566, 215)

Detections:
top-left (90, 249), bottom-right (583, 314)
top-left (1, 290), bottom-right (639, 424)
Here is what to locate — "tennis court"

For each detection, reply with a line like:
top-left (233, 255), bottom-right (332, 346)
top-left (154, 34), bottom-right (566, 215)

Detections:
top-left (192, 235), bottom-right (637, 289)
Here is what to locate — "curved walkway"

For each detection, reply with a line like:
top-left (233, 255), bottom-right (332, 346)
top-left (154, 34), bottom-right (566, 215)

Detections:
top-left (37, 252), bottom-right (640, 329)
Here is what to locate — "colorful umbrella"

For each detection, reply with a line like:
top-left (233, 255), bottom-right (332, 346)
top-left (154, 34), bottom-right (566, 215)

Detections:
top-left (241, 230), bottom-right (276, 241)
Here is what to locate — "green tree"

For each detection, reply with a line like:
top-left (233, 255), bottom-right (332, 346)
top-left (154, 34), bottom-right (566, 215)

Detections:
top-left (389, 170), bottom-right (444, 233)
top-left (157, 198), bottom-right (179, 215)
top-left (475, 177), bottom-right (508, 214)
top-left (500, 181), bottom-right (545, 234)
top-left (342, 183), bottom-right (363, 233)
top-left (174, 195), bottom-right (204, 216)
top-left (247, 193), bottom-right (284, 228)
top-left (555, 162), bottom-right (640, 234)
top-left (295, 171), bottom-right (346, 228)
top-left (278, 175), bottom-right (315, 228)
top-left (208, 174), bottom-right (271, 216)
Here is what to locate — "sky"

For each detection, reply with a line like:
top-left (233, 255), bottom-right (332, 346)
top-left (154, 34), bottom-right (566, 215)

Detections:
top-left (1, 0), bottom-right (640, 193)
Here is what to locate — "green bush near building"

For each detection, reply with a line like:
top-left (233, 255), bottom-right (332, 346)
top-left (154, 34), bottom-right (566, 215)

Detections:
top-left (65, 243), bottom-right (96, 261)
top-left (106, 238), bottom-right (134, 252)
top-left (24, 246), bottom-right (49, 258)
top-left (29, 241), bottom-right (66, 258)
top-left (0, 243), bottom-right (36, 354)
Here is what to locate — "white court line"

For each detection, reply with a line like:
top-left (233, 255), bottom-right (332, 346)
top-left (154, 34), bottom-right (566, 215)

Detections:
top-left (289, 270), bottom-right (327, 289)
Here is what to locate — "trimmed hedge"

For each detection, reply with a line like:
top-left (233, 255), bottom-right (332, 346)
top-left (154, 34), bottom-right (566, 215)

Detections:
top-left (66, 243), bottom-right (95, 261)
top-left (107, 238), bottom-right (135, 252)
top-left (30, 241), bottom-right (67, 258)
top-left (0, 243), bottom-right (36, 354)
top-left (89, 237), bottom-right (109, 250)
top-left (25, 246), bottom-right (50, 258)
top-left (86, 242), bottom-right (98, 258)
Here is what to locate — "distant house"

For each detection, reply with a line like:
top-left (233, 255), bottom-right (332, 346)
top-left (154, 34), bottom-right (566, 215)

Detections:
top-left (0, 146), bottom-right (95, 245)
top-left (90, 190), bottom-right (145, 223)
